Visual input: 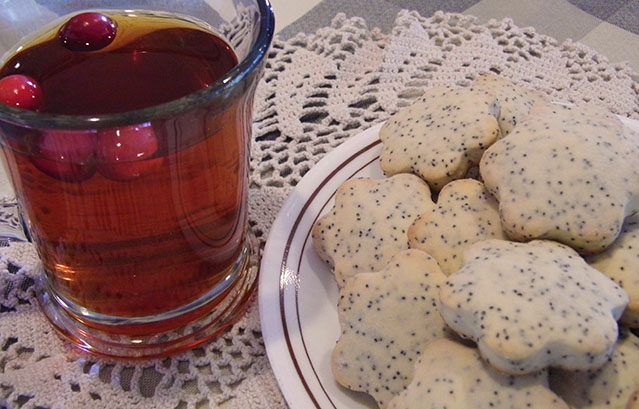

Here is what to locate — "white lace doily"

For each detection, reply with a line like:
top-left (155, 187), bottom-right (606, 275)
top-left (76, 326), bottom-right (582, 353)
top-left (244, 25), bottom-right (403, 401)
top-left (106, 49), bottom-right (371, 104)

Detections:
top-left (1, 10), bottom-right (638, 409)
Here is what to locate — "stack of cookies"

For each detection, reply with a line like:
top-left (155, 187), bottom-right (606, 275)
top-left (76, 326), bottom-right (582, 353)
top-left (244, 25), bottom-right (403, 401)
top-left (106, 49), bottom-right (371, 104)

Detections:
top-left (312, 75), bottom-right (639, 409)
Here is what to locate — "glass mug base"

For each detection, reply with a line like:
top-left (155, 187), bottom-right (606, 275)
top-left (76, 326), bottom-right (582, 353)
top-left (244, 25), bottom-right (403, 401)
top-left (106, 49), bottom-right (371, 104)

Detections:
top-left (35, 229), bottom-right (259, 359)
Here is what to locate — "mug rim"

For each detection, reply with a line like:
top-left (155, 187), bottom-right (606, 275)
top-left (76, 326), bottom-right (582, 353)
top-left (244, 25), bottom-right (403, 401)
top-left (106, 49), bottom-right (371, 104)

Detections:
top-left (0, 0), bottom-right (275, 130)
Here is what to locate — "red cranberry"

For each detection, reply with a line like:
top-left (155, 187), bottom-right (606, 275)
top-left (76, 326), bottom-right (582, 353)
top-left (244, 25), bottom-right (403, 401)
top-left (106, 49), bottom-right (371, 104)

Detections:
top-left (0, 75), bottom-right (43, 111)
top-left (58, 12), bottom-right (117, 52)
top-left (31, 130), bottom-right (98, 182)
top-left (97, 123), bottom-right (162, 181)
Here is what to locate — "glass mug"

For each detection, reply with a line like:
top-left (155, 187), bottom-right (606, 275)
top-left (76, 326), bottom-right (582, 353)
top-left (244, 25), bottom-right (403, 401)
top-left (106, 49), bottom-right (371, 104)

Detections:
top-left (0, 0), bottom-right (274, 358)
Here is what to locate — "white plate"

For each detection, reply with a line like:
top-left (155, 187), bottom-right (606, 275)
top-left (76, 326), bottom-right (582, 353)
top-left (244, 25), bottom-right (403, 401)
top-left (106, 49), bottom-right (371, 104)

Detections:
top-left (258, 117), bottom-right (639, 409)
top-left (259, 122), bottom-right (383, 409)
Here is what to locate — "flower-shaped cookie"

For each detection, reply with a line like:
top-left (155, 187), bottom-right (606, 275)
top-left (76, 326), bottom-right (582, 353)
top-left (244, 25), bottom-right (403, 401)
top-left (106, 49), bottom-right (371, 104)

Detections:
top-left (408, 178), bottom-right (506, 275)
top-left (332, 249), bottom-right (452, 408)
top-left (480, 103), bottom-right (639, 254)
top-left (380, 85), bottom-right (501, 190)
top-left (550, 328), bottom-right (639, 409)
top-left (439, 239), bottom-right (628, 374)
top-left (587, 213), bottom-right (639, 327)
top-left (312, 174), bottom-right (435, 286)
top-left (472, 74), bottom-right (547, 137)
top-left (388, 339), bottom-right (569, 409)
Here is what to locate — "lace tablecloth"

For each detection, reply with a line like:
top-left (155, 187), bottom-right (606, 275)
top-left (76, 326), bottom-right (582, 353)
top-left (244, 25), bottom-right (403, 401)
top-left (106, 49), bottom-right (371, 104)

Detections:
top-left (1, 10), bottom-right (638, 409)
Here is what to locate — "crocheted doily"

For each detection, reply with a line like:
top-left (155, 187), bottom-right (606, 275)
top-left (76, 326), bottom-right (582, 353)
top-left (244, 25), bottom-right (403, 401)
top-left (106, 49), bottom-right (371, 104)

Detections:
top-left (1, 10), bottom-right (638, 409)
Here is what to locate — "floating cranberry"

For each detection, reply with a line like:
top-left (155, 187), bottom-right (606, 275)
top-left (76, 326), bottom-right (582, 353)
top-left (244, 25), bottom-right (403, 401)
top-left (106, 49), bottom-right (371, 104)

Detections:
top-left (31, 130), bottom-right (98, 182)
top-left (59, 12), bottom-right (117, 52)
top-left (97, 123), bottom-right (162, 181)
top-left (0, 75), bottom-right (43, 111)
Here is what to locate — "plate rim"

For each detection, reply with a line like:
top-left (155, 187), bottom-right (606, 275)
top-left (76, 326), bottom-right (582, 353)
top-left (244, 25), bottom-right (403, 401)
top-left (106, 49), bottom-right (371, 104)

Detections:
top-left (259, 122), bottom-right (383, 409)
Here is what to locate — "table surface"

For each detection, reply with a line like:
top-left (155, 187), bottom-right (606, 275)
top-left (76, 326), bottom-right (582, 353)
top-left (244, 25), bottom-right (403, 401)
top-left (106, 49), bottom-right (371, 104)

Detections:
top-left (0, 1), bottom-right (638, 409)
top-left (272, 0), bottom-right (639, 71)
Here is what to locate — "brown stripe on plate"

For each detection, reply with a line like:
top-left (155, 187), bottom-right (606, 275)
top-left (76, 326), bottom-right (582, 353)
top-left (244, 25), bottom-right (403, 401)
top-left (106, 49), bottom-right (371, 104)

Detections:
top-left (278, 138), bottom-right (381, 409)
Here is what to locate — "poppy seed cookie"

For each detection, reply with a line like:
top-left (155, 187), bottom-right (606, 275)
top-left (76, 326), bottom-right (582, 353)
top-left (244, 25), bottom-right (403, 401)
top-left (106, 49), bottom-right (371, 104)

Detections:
top-left (587, 213), bottom-right (639, 328)
top-left (408, 178), bottom-right (506, 275)
top-left (312, 174), bottom-right (436, 286)
top-left (439, 239), bottom-right (629, 375)
top-left (549, 328), bottom-right (639, 409)
top-left (630, 390), bottom-right (639, 409)
top-left (380, 85), bottom-right (501, 190)
top-left (388, 339), bottom-right (569, 409)
top-left (332, 249), bottom-right (452, 408)
top-left (480, 103), bottom-right (639, 254)
top-left (472, 74), bottom-right (547, 137)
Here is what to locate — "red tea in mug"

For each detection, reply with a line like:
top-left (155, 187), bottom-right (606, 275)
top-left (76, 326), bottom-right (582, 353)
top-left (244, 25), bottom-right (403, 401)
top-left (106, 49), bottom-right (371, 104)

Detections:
top-left (0, 11), bottom-right (251, 330)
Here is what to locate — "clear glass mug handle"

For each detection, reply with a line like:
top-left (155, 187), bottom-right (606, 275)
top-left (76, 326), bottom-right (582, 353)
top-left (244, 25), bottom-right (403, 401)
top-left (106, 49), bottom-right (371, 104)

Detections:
top-left (0, 201), bottom-right (30, 245)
